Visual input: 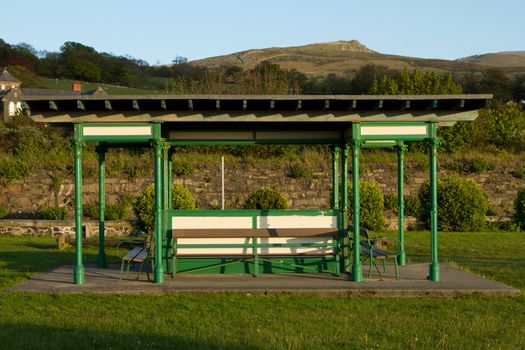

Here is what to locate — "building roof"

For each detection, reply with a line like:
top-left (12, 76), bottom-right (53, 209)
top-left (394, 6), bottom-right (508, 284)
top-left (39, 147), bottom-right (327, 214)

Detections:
top-left (21, 94), bottom-right (492, 126)
top-left (0, 69), bottom-right (21, 84)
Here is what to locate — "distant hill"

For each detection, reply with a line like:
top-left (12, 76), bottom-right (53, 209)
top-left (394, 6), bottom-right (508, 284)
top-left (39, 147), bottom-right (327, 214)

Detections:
top-left (456, 51), bottom-right (525, 75)
top-left (190, 40), bottom-right (525, 78)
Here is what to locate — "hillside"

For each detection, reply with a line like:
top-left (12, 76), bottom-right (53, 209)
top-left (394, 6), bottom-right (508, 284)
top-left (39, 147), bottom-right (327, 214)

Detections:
top-left (457, 51), bottom-right (525, 75)
top-left (190, 40), bottom-right (525, 78)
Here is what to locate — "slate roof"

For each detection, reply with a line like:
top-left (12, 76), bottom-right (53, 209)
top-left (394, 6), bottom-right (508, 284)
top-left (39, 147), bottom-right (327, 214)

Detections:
top-left (21, 94), bottom-right (492, 125)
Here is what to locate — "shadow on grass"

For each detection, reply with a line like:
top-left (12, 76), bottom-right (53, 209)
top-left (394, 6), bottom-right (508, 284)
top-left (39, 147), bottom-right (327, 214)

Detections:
top-left (0, 322), bottom-right (256, 350)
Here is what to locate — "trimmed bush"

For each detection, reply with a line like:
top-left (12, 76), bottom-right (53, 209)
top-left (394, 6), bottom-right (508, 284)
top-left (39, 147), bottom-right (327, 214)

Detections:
top-left (418, 175), bottom-right (488, 232)
top-left (349, 180), bottom-right (386, 231)
top-left (40, 206), bottom-right (68, 220)
top-left (243, 187), bottom-right (288, 210)
top-left (134, 184), bottom-right (195, 232)
top-left (514, 188), bottom-right (525, 230)
top-left (0, 206), bottom-right (8, 219)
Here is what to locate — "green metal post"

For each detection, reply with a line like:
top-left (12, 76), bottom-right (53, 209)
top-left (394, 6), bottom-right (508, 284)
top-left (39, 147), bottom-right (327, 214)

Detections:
top-left (96, 143), bottom-right (107, 268)
top-left (341, 145), bottom-right (350, 272)
top-left (72, 126), bottom-right (85, 285)
top-left (332, 146), bottom-right (341, 275)
top-left (351, 140), bottom-right (363, 282)
top-left (395, 142), bottom-right (408, 266)
top-left (162, 144), bottom-right (170, 273)
top-left (168, 149), bottom-right (173, 210)
top-left (153, 139), bottom-right (165, 284)
top-left (332, 146), bottom-right (340, 209)
top-left (428, 123), bottom-right (440, 282)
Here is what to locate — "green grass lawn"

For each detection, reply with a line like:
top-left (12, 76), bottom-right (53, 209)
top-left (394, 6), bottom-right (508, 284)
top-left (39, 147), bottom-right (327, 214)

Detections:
top-left (0, 232), bottom-right (524, 350)
top-left (38, 77), bottom-right (159, 95)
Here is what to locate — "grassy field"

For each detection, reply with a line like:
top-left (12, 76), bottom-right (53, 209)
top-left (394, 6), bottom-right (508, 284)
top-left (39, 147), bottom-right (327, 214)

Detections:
top-left (38, 77), bottom-right (159, 95)
top-left (0, 232), bottom-right (523, 349)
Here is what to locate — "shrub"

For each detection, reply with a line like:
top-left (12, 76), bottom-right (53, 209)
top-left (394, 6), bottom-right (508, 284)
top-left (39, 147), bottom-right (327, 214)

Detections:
top-left (511, 168), bottom-right (525, 179)
top-left (123, 165), bottom-right (144, 178)
top-left (514, 188), bottom-right (525, 230)
top-left (84, 195), bottom-right (134, 220)
top-left (383, 193), bottom-right (398, 211)
top-left (83, 204), bottom-right (98, 220)
top-left (172, 160), bottom-right (194, 177)
top-left (40, 206), bottom-right (68, 220)
top-left (105, 202), bottom-right (131, 220)
top-left (404, 195), bottom-right (420, 217)
top-left (418, 175), bottom-right (488, 232)
top-left (349, 180), bottom-right (386, 231)
top-left (444, 157), bottom-right (495, 174)
top-left (134, 184), bottom-right (195, 232)
top-left (0, 158), bottom-right (33, 185)
top-left (243, 187), bottom-right (288, 210)
top-left (287, 163), bottom-right (312, 178)
top-left (0, 206), bottom-right (8, 219)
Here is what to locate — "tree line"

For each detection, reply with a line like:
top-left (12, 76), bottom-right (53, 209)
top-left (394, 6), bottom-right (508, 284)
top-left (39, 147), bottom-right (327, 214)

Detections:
top-left (1, 38), bottom-right (525, 102)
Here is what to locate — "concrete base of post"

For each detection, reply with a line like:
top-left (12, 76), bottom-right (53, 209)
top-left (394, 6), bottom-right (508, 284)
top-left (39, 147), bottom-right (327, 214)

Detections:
top-left (428, 263), bottom-right (440, 282)
top-left (74, 266), bottom-right (85, 285)
top-left (96, 254), bottom-right (107, 268)
top-left (398, 251), bottom-right (407, 266)
top-left (154, 266), bottom-right (164, 284)
top-left (352, 263), bottom-right (363, 282)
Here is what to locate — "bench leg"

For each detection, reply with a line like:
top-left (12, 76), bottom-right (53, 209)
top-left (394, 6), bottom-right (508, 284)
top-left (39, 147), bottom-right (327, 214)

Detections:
top-left (394, 259), bottom-right (399, 279)
top-left (119, 260), bottom-right (126, 281)
top-left (252, 237), bottom-right (259, 277)
top-left (136, 260), bottom-right (144, 280)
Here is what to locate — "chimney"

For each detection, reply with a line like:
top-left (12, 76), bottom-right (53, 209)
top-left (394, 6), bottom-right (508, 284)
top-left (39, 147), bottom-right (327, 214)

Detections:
top-left (72, 81), bottom-right (82, 92)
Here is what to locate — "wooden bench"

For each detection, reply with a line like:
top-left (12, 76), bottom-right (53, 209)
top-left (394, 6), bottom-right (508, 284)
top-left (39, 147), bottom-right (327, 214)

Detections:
top-left (169, 210), bottom-right (342, 276)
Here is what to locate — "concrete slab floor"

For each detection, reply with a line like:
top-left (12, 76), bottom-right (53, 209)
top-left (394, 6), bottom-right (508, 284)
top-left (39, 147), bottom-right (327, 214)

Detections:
top-left (6, 263), bottom-right (520, 297)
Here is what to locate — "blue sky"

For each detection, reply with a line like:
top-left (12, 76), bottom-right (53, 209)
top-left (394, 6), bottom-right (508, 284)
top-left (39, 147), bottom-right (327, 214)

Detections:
top-left (3, 0), bottom-right (524, 65)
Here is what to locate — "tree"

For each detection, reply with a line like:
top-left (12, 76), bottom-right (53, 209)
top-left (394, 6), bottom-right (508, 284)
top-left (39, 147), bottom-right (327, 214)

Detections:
top-left (369, 69), bottom-right (462, 95)
top-left (351, 64), bottom-right (395, 94)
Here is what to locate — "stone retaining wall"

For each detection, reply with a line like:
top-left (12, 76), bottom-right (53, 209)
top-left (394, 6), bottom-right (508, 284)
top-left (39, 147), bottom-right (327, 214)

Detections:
top-left (0, 219), bottom-right (135, 238)
top-left (0, 160), bottom-right (523, 219)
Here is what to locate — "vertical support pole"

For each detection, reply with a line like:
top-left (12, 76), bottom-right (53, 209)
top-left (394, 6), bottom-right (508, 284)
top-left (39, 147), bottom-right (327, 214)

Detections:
top-left (153, 139), bottom-right (165, 284)
top-left (332, 146), bottom-right (341, 275)
top-left (221, 156), bottom-right (225, 210)
top-left (428, 123), bottom-right (440, 282)
top-left (168, 148), bottom-right (173, 210)
top-left (96, 143), bottom-right (107, 268)
top-left (351, 140), bottom-right (363, 282)
top-left (395, 142), bottom-right (408, 266)
top-left (341, 145), bottom-right (350, 272)
top-left (162, 143), bottom-right (170, 273)
top-left (332, 146), bottom-right (340, 209)
top-left (72, 125), bottom-right (85, 285)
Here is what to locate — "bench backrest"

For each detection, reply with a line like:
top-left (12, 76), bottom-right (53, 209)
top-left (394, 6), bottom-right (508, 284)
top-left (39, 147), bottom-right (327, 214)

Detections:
top-left (169, 209), bottom-right (341, 256)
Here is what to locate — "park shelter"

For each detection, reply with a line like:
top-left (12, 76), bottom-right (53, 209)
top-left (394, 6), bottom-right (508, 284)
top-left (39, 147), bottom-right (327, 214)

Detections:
top-left (21, 94), bottom-right (491, 285)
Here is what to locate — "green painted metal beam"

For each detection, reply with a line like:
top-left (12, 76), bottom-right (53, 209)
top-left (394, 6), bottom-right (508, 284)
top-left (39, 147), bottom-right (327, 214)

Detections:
top-left (342, 145), bottom-right (350, 272)
top-left (96, 143), bottom-right (107, 268)
top-left (395, 141), bottom-right (408, 266)
top-left (428, 123), bottom-right (440, 282)
top-left (72, 125), bottom-right (85, 285)
top-left (153, 136), bottom-right (165, 284)
top-left (350, 139), bottom-right (363, 282)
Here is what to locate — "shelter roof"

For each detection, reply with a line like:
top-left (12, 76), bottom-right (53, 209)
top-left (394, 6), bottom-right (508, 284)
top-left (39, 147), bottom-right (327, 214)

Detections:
top-left (21, 94), bottom-right (492, 125)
